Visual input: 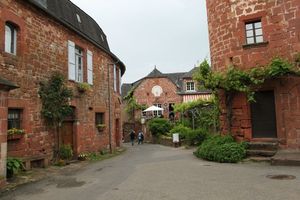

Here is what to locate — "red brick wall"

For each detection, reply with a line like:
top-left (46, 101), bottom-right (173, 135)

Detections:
top-left (0, 90), bottom-right (8, 182)
top-left (206, 0), bottom-right (300, 71)
top-left (0, 0), bottom-right (123, 160)
top-left (206, 0), bottom-right (300, 149)
top-left (134, 77), bottom-right (183, 119)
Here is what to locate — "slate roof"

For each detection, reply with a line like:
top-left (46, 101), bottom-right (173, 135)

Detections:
top-left (0, 77), bottom-right (19, 90)
top-left (121, 67), bottom-right (210, 98)
top-left (27, 0), bottom-right (125, 75)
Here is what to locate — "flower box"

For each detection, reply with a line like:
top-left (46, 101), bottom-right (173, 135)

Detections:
top-left (96, 124), bottom-right (106, 132)
top-left (7, 128), bottom-right (25, 141)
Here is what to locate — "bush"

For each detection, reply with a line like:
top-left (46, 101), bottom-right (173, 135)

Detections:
top-left (7, 157), bottom-right (24, 178)
top-left (195, 135), bottom-right (246, 163)
top-left (148, 118), bottom-right (172, 136)
top-left (170, 124), bottom-right (191, 139)
top-left (59, 144), bottom-right (73, 160)
top-left (185, 128), bottom-right (208, 146)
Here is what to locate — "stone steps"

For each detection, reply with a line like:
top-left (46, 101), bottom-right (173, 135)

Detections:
top-left (246, 142), bottom-right (278, 157)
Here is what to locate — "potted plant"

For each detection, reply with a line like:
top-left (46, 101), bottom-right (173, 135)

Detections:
top-left (96, 124), bottom-right (106, 132)
top-left (78, 152), bottom-right (88, 161)
top-left (77, 82), bottom-right (91, 93)
top-left (7, 128), bottom-right (25, 140)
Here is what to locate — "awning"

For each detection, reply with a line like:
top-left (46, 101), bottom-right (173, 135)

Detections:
top-left (143, 105), bottom-right (164, 112)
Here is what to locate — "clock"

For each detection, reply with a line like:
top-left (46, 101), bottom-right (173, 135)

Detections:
top-left (152, 85), bottom-right (163, 97)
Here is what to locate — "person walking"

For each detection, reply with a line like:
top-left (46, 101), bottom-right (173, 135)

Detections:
top-left (130, 130), bottom-right (135, 146)
top-left (138, 131), bottom-right (144, 145)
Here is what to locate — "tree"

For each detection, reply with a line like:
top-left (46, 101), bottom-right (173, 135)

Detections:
top-left (38, 72), bottom-right (73, 158)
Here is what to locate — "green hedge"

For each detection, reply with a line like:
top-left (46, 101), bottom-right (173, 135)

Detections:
top-left (194, 135), bottom-right (246, 163)
top-left (170, 124), bottom-right (191, 139)
top-left (185, 128), bottom-right (208, 146)
top-left (148, 118), bottom-right (172, 136)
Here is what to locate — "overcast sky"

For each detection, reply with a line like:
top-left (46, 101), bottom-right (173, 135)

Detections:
top-left (70, 0), bottom-right (210, 83)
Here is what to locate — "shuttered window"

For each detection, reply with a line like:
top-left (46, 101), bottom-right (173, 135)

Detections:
top-left (68, 40), bottom-right (76, 81)
top-left (87, 50), bottom-right (93, 85)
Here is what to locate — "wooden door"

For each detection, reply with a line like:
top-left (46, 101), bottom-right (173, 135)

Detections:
top-left (61, 121), bottom-right (74, 148)
top-left (250, 91), bottom-right (277, 138)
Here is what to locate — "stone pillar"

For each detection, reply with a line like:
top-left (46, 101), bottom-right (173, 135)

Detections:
top-left (0, 90), bottom-right (8, 186)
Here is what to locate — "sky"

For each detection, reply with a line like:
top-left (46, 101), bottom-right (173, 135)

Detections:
top-left (70, 0), bottom-right (210, 83)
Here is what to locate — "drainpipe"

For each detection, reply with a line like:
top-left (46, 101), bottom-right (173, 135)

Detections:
top-left (107, 60), bottom-right (120, 154)
top-left (107, 63), bottom-right (112, 154)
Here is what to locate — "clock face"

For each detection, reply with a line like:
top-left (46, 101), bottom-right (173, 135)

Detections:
top-left (152, 85), bottom-right (163, 97)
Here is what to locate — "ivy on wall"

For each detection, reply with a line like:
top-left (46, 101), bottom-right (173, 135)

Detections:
top-left (123, 89), bottom-right (146, 122)
top-left (193, 57), bottom-right (300, 132)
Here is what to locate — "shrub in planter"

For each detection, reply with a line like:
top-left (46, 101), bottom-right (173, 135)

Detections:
top-left (59, 144), bottom-right (73, 160)
top-left (195, 135), bottom-right (246, 163)
top-left (170, 124), bottom-right (191, 139)
top-left (6, 157), bottom-right (24, 178)
top-left (77, 82), bottom-right (91, 93)
top-left (148, 118), bottom-right (172, 136)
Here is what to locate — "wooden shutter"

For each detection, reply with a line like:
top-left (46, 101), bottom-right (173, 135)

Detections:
top-left (68, 40), bottom-right (76, 81)
top-left (5, 25), bottom-right (12, 53)
top-left (87, 50), bottom-right (93, 85)
top-left (113, 64), bottom-right (117, 92)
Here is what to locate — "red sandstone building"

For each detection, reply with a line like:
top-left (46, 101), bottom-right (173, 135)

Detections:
top-left (206, 0), bottom-right (300, 150)
top-left (0, 0), bottom-right (125, 184)
top-left (121, 67), bottom-right (211, 138)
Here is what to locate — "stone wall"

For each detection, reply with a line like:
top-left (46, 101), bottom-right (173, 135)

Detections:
top-left (0, 0), bottom-right (123, 164)
top-left (206, 0), bottom-right (300, 149)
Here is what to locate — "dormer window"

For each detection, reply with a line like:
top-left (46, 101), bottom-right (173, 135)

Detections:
top-left (5, 22), bottom-right (17, 55)
top-left (186, 82), bottom-right (195, 92)
top-left (76, 14), bottom-right (81, 23)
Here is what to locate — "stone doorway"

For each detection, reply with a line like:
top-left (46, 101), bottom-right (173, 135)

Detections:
top-left (250, 91), bottom-right (277, 138)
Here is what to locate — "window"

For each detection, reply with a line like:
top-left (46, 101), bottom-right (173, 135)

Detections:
top-left (186, 82), bottom-right (195, 91)
top-left (75, 46), bottom-right (83, 82)
top-left (153, 104), bottom-right (162, 117)
top-left (113, 65), bottom-right (116, 92)
top-left (5, 23), bottom-right (17, 55)
top-left (95, 113), bottom-right (104, 125)
top-left (8, 109), bottom-right (22, 130)
top-left (245, 21), bottom-right (263, 44)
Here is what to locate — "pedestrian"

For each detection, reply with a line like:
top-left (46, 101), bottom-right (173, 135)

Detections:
top-left (138, 131), bottom-right (144, 145)
top-left (130, 130), bottom-right (135, 146)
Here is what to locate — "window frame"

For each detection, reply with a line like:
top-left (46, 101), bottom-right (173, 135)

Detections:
top-left (186, 82), bottom-right (195, 92)
top-left (75, 46), bottom-right (84, 83)
top-left (245, 20), bottom-right (264, 45)
top-left (95, 112), bottom-right (105, 125)
top-left (153, 104), bottom-right (162, 117)
top-left (5, 22), bottom-right (17, 55)
top-left (8, 109), bottom-right (22, 130)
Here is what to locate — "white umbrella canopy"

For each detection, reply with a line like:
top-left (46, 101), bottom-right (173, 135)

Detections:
top-left (143, 105), bottom-right (164, 112)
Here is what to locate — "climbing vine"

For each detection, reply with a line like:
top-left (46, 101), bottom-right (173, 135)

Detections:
top-left (174, 98), bottom-right (220, 131)
top-left (194, 57), bottom-right (299, 132)
top-left (39, 72), bottom-right (73, 156)
top-left (123, 89), bottom-right (146, 121)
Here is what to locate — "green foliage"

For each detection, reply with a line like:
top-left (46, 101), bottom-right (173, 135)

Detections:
top-left (123, 89), bottom-right (146, 121)
top-left (174, 98), bottom-right (220, 131)
top-left (39, 72), bottom-right (73, 127)
top-left (194, 58), bottom-right (298, 102)
top-left (59, 144), bottom-right (73, 160)
top-left (148, 118), bottom-right (172, 136)
top-left (7, 128), bottom-right (25, 136)
top-left (77, 82), bottom-right (91, 92)
top-left (185, 128), bottom-right (208, 146)
top-left (170, 124), bottom-right (191, 139)
top-left (7, 157), bottom-right (24, 178)
top-left (194, 135), bottom-right (246, 163)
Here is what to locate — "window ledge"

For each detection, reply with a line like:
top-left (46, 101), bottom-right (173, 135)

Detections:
top-left (242, 41), bottom-right (269, 49)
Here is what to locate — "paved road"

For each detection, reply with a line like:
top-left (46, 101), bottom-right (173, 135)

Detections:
top-left (1, 144), bottom-right (300, 200)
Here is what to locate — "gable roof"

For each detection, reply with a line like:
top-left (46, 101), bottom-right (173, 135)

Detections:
top-left (121, 67), bottom-right (208, 98)
top-left (27, 0), bottom-right (126, 75)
